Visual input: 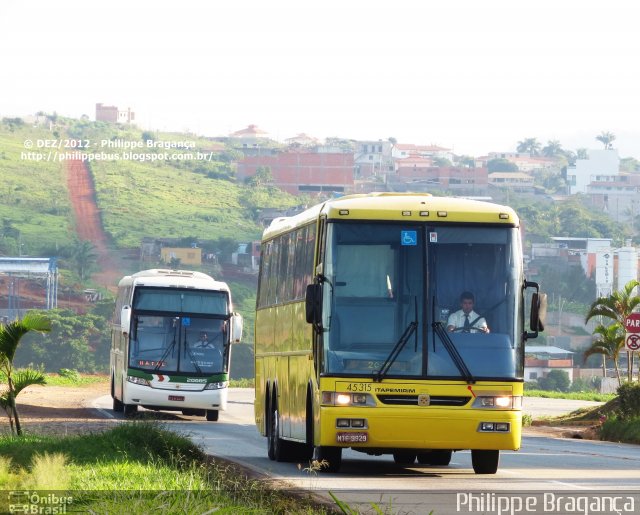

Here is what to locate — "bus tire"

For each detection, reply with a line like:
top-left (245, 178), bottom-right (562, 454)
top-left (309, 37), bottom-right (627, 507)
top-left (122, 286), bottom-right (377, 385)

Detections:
top-left (471, 450), bottom-right (499, 474)
top-left (393, 452), bottom-right (417, 465)
top-left (123, 403), bottom-right (138, 417)
top-left (417, 450), bottom-right (452, 466)
top-left (315, 446), bottom-right (342, 473)
top-left (206, 410), bottom-right (219, 421)
top-left (111, 376), bottom-right (123, 412)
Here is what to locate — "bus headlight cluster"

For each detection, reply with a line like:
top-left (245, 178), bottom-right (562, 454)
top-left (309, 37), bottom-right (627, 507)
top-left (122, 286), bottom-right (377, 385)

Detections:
top-left (478, 422), bottom-right (511, 432)
top-left (472, 395), bottom-right (521, 409)
top-left (205, 381), bottom-right (229, 390)
top-left (321, 391), bottom-right (375, 407)
top-left (127, 375), bottom-right (150, 386)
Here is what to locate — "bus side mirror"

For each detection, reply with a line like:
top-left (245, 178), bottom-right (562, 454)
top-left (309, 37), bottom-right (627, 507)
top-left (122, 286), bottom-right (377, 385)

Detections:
top-left (121, 305), bottom-right (131, 335)
top-left (525, 281), bottom-right (547, 339)
top-left (305, 283), bottom-right (322, 325)
top-left (230, 313), bottom-right (243, 343)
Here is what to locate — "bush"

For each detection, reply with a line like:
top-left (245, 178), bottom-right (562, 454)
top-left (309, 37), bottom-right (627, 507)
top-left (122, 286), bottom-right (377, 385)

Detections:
top-left (537, 369), bottom-right (571, 392)
top-left (58, 368), bottom-right (81, 382)
top-left (616, 383), bottom-right (640, 419)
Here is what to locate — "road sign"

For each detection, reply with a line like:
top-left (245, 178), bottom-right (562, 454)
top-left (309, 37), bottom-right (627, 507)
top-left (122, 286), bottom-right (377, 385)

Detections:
top-left (625, 313), bottom-right (640, 351)
top-left (626, 334), bottom-right (640, 352)
top-left (624, 313), bottom-right (640, 333)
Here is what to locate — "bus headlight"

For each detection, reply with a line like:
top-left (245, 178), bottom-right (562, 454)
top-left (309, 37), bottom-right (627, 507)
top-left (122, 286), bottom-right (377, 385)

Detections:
top-left (472, 395), bottom-right (521, 409)
top-left (321, 391), bottom-right (375, 406)
top-left (127, 376), bottom-right (150, 386)
top-left (205, 381), bottom-right (229, 390)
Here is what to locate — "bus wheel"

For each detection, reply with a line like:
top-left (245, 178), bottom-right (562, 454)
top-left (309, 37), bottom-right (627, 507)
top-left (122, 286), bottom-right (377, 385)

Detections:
top-left (123, 403), bottom-right (138, 417)
top-left (111, 377), bottom-right (123, 413)
top-left (393, 452), bottom-right (417, 465)
top-left (315, 446), bottom-right (342, 473)
top-left (417, 450), bottom-right (452, 466)
top-left (206, 410), bottom-right (219, 422)
top-left (471, 450), bottom-right (499, 474)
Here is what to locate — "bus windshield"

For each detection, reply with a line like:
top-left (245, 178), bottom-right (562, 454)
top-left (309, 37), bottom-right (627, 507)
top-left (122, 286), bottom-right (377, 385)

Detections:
top-left (129, 288), bottom-right (230, 375)
top-left (321, 222), bottom-right (523, 380)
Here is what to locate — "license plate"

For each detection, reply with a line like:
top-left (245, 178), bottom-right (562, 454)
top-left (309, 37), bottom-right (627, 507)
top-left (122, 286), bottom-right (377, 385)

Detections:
top-left (337, 432), bottom-right (368, 443)
top-left (168, 395), bottom-right (185, 401)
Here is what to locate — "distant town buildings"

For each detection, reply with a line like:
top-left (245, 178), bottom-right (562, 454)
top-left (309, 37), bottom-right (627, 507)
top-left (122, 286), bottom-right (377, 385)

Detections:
top-left (95, 103), bottom-right (135, 124)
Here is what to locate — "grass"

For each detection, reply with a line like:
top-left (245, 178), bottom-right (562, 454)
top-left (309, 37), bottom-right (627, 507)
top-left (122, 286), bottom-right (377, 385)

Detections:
top-left (43, 372), bottom-right (109, 387)
top-left (525, 389), bottom-right (615, 402)
top-left (0, 422), bottom-right (329, 514)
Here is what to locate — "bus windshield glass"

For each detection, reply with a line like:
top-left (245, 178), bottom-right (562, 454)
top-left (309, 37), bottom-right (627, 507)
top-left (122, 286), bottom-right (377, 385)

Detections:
top-left (321, 222), bottom-right (523, 380)
top-left (129, 288), bottom-right (229, 375)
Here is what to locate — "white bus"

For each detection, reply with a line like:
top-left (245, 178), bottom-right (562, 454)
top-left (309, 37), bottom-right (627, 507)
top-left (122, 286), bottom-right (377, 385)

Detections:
top-left (110, 269), bottom-right (243, 421)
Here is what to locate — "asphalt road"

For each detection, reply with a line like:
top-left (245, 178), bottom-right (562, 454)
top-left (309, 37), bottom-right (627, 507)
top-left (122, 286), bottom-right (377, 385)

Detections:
top-left (95, 390), bottom-right (638, 515)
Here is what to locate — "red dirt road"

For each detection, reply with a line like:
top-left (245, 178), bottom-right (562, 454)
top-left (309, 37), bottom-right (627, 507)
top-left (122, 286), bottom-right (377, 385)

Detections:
top-left (66, 159), bottom-right (121, 290)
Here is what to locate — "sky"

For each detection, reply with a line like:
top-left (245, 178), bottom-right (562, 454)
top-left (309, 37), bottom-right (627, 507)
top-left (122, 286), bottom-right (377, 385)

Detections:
top-left (2, 0), bottom-right (640, 158)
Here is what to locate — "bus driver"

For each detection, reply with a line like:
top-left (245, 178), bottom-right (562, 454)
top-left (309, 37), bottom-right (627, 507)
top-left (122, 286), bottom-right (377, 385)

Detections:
top-left (447, 291), bottom-right (489, 333)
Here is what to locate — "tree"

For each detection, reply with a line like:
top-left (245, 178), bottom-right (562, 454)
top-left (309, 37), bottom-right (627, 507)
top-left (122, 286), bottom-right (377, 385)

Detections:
top-left (70, 240), bottom-right (97, 281)
top-left (516, 137), bottom-right (541, 156)
top-left (245, 166), bottom-right (274, 188)
top-left (585, 279), bottom-right (640, 382)
top-left (487, 158), bottom-right (519, 173)
top-left (538, 369), bottom-right (571, 392)
top-left (596, 131), bottom-right (616, 150)
top-left (542, 140), bottom-right (563, 158)
top-left (0, 312), bottom-right (51, 435)
top-left (583, 323), bottom-right (624, 385)
top-left (576, 148), bottom-right (588, 160)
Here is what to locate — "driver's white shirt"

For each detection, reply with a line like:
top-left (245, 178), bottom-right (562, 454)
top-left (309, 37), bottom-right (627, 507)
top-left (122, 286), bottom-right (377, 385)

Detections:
top-left (447, 309), bottom-right (488, 332)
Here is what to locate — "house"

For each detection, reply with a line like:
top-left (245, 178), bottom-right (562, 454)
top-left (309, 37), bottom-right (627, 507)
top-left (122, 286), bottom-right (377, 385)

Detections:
top-left (160, 247), bottom-right (202, 266)
top-left (525, 345), bottom-right (574, 382)
top-left (95, 103), bottom-right (135, 124)
top-left (237, 150), bottom-right (354, 195)
top-left (488, 172), bottom-right (535, 192)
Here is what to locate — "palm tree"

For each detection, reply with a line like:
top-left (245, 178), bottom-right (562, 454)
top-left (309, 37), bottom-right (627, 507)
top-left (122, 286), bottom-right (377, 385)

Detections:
top-left (585, 279), bottom-right (640, 382)
top-left (576, 148), bottom-right (589, 160)
top-left (596, 131), bottom-right (616, 150)
top-left (542, 140), bottom-right (563, 158)
top-left (516, 137), bottom-right (541, 156)
top-left (70, 239), bottom-right (97, 281)
top-left (583, 323), bottom-right (624, 385)
top-left (0, 312), bottom-right (51, 435)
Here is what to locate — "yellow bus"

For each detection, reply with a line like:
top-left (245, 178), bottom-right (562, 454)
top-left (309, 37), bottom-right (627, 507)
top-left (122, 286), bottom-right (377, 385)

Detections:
top-left (254, 193), bottom-right (545, 473)
top-left (111, 269), bottom-right (243, 421)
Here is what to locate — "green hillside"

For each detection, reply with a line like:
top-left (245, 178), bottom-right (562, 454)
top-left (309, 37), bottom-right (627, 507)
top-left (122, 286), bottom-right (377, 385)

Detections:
top-left (0, 117), bottom-right (300, 254)
top-left (0, 121), bottom-right (73, 255)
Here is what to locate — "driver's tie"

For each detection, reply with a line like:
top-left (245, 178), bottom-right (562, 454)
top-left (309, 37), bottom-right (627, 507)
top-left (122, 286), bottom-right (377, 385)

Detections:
top-left (463, 314), bottom-right (471, 332)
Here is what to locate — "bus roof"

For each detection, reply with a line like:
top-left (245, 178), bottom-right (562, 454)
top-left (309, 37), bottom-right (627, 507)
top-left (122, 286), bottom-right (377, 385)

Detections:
top-left (262, 192), bottom-right (519, 240)
top-left (117, 269), bottom-right (231, 292)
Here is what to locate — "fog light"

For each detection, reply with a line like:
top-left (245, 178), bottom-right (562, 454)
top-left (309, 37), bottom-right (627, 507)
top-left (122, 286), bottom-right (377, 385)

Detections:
top-left (480, 422), bottom-right (495, 431)
top-left (351, 419), bottom-right (366, 428)
top-left (481, 398), bottom-right (495, 407)
top-left (496, 423), bottom-right (510, 432)
top-left (336, 418), bottom-right (350, 428)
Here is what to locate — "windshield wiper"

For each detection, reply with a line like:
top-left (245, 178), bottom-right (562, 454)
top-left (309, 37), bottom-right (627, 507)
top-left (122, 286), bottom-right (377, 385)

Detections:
top-left (183, 341), bottom-right (203, 375)
top-left (155, 338), bottom-right (176, 371)
top-left (432, 321), bottom-right (475, 384)
top-left (374, 320), bottom-right (418, 382)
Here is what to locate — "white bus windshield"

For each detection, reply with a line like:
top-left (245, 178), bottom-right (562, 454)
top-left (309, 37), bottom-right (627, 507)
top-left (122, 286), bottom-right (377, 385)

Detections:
top-left (321, 222), bottom-right (523, 380)
top-left (129, 288), bottom-right (230, 375)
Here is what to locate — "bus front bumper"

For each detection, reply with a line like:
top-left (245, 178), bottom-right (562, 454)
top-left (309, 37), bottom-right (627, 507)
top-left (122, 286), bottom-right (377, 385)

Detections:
top-left (123, 382), bottom-right (229, 411)
top-left (318, 406), bottom-right (521, 451)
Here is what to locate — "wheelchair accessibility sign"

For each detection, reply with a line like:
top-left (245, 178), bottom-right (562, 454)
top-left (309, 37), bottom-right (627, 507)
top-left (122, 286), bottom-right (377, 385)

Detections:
top-left (401, 230), bottom-right (417, 246)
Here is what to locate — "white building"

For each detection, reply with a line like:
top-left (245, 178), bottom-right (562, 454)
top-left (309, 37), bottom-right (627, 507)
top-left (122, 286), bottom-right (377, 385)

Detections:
top-left (566, 149), bottom-right (620, 195)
